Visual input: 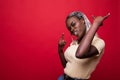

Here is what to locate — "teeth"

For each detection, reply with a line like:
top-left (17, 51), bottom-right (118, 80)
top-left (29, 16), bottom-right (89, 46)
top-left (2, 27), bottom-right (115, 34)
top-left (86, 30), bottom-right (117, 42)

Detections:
top-left (74, 31), bottom-right (77, 35)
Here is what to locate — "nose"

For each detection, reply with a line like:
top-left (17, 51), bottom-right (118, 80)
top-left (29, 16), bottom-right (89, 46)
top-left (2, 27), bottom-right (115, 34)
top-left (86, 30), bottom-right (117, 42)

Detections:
top-left (71, 27), bottom-right (74, 32)
top-left (71, 26), bottom-right (76, 32)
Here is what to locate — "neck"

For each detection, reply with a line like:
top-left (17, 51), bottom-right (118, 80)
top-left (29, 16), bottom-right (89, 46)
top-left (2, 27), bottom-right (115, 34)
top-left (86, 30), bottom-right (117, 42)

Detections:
top-left (77, 36), bottom-right (83, 44)
top-left (77, 32), bottom-right (86, 44)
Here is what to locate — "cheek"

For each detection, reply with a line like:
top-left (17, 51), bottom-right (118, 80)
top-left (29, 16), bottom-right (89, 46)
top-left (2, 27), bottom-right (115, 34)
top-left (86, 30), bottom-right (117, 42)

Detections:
top-left (76, 23), bottom-right (81, 28)
top-left (82, 26), bottom-right (86, 34)
top-left (76, 23), bottom-right (82, 29)
top-left (80, 25), bottom-right (86, 33)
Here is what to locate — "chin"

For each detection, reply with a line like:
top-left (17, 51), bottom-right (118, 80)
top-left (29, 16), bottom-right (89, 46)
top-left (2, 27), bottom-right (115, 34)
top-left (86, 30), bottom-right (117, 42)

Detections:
top-left (78, 34), bottom-right (84, 39)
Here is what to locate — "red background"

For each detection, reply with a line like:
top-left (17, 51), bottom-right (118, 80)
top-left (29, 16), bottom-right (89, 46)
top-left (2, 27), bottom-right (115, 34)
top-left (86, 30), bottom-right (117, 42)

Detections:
top-left (0, 0), bottom-right (120, 80)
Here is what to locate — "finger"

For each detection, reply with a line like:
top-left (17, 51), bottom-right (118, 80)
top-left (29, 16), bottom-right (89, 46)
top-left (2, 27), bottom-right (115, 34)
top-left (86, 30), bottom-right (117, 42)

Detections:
top-left (61, 33), bottom-right (64, 39)
top-left (63, 41), bottom-right (66, 45)
top-left (92, 15), bottom-right (95, 20)
top-left (103, 13), bottom-right (110, 20)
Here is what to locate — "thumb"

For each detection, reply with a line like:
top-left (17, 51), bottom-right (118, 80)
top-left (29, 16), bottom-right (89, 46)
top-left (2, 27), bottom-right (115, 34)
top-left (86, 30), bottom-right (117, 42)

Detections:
top-left (92, 15), bottom-right (96, 20)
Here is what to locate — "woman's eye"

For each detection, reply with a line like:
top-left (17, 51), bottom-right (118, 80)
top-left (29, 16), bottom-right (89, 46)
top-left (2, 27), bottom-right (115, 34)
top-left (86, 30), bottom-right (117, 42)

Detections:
top-left (71, 22), bottom-right (75, 26)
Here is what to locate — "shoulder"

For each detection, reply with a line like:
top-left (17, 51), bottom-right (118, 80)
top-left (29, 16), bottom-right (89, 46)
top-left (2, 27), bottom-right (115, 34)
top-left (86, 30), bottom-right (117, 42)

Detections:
top-left (92, 36), bottom-right (105, 45)
top-left (92, 36), bottom-right (105, 54)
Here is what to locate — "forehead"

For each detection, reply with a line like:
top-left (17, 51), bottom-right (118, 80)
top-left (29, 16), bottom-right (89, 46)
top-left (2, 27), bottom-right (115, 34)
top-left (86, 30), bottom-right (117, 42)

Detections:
top-left (67, 16), bottom-right (79, 22)
top-left (66, 16), bottom-right (79, 24)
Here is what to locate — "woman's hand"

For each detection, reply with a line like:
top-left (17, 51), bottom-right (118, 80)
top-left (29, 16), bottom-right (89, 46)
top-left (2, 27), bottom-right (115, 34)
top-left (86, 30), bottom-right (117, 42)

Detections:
top-left (58, 33), bottom-right (66, 49)
top-left (58, 33), bottom-right (67, 68)
top-left (92, 13), bottom-right (110, 26)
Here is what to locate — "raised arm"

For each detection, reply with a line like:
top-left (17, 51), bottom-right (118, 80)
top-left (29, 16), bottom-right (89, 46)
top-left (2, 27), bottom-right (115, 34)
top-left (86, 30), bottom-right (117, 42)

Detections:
top-left (58, 33), bottom-right (67, 68)
top-left (76, 13), bottom-right (110, 58)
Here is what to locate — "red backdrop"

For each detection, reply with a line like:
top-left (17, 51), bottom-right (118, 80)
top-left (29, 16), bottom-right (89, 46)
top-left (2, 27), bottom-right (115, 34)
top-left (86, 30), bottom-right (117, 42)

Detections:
top-left (0, 0), bottom-right (120, 80)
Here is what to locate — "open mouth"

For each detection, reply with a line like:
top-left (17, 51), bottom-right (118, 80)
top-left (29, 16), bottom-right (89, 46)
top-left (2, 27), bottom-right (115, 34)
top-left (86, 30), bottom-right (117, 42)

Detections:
top-left (73, 30), bottom-right (79, 36)
top-left (74, 31), bottom-right (78, 36)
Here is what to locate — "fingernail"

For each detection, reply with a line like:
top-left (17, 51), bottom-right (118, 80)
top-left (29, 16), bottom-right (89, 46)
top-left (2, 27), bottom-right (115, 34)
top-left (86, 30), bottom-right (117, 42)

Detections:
top-left (108, 13), bottom-right (110, 15)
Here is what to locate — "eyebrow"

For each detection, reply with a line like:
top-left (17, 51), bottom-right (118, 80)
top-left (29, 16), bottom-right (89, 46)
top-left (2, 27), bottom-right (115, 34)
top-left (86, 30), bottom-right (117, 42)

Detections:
top-left (67, 21), bottom-right (74, 30)
top-left (68, 21), bottom-right (74, 28)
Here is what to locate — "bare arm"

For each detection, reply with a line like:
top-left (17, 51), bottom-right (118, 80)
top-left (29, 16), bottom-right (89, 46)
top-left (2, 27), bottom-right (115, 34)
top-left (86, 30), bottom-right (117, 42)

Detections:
top-left (76, 13), bottom-right (110, 58)
top-left (58, 33), bottom-right (67, 68)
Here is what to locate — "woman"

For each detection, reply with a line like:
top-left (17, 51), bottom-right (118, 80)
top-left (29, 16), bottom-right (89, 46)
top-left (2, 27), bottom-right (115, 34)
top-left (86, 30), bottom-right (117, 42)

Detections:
top-left (58, 11), bottom-right (110, 80)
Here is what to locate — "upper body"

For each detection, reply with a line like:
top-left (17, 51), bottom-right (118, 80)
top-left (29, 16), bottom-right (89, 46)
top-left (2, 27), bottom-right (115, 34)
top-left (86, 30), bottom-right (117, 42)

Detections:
top-left (58, 11), bottom-right (110, 79)
top-left (64, 35), bottom-right (105, 79)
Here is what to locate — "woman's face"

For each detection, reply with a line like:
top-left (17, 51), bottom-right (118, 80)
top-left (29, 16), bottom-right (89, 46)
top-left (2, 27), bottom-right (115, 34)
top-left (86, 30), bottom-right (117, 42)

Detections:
top-left (66, 16), bottom-right (86, 39)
